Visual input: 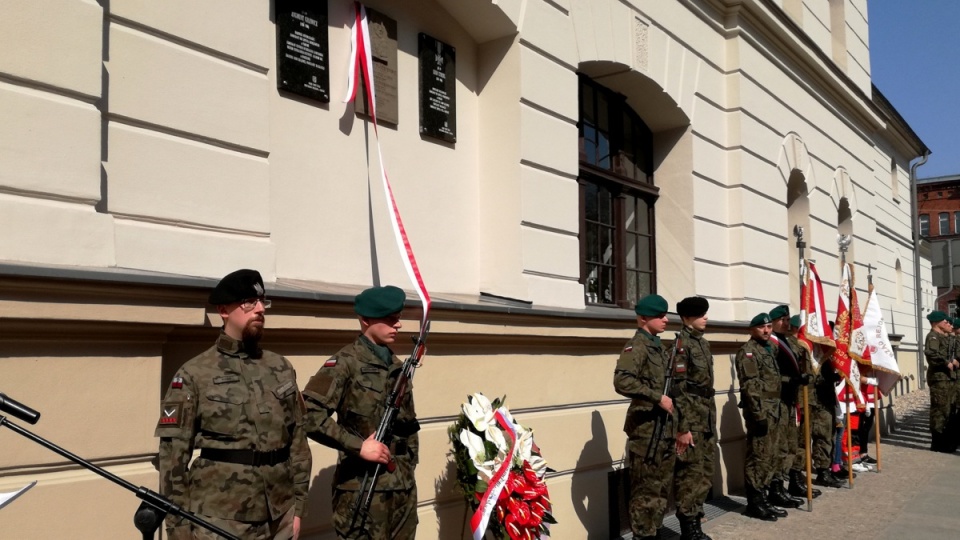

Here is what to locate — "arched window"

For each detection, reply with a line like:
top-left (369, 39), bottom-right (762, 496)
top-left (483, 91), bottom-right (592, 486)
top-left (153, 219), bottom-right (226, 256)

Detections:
top-left (578, 75), bottom-right (656, 307)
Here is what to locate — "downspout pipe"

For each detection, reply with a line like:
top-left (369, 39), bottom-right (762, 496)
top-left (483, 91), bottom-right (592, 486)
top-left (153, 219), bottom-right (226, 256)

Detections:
top-left (912, 151), bottom-right (931, 388)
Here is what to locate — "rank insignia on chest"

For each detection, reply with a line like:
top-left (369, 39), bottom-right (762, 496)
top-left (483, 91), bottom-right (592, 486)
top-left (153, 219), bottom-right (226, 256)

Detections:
top-left (171, 376), bottom-right (183, 389)
top-left (623, 346), bottom-right (633, 353)
top-left (323, 357), bottom-right (338, 368)
top-left (674, 360), bottom-right (687, 374)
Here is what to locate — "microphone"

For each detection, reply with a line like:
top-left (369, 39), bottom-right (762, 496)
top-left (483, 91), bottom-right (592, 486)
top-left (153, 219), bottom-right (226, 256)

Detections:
top-left (0, 393), bottom-right (41, 425)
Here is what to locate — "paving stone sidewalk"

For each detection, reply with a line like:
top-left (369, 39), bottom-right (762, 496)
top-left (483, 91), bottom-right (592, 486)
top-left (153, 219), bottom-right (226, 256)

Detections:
top-left (700, 390), bottom-right (960, 539)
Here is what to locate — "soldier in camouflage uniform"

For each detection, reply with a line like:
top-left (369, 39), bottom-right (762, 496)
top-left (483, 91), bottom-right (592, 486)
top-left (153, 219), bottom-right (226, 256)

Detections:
top-left (155, 269), bottom-right (312, 540)
top-left (614, 294), bottom-right (675, 540)
top-left (303, 286), bottom-right (419, 539)
top-left (767, 305), bottom-right (807, 510)
top-left (672, 297), bottom-right (716, 540)
top-left (735, 313), bottom-right (787, 522)
top-left (925, 310), bottom-right (956, 453)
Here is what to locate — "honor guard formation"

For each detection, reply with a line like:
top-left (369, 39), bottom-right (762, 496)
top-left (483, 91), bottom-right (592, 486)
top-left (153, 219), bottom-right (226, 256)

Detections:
top-left (153, 271), bottom-right (911, 540)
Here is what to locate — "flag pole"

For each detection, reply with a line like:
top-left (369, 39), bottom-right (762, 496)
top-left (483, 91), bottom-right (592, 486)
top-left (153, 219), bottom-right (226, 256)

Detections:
top-left (838, 235), bottom-right (854, 488)
top-left (868, 264), bottom-right (882, 474)
top-left (794, 225), bottom-right (814, 511)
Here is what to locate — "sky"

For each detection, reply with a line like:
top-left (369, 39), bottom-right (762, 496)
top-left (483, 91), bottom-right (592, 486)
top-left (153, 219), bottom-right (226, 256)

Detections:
top-left (869, 0), bottom-right (960, 179)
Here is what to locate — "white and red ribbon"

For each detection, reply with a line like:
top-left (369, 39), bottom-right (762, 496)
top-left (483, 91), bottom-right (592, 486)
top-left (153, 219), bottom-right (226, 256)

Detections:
top-left (344, 2), bottom-right (431, 325)
top-left (470, 408), bottom-right (520, 540)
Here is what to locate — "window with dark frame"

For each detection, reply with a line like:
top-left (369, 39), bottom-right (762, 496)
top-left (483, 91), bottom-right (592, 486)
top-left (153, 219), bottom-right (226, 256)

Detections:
top-left (919, 214), bottom-right (929, 237)
top-left (578, 75), bottom-right (657, 308)
top-left (939, 212), bottom-right (949, 236)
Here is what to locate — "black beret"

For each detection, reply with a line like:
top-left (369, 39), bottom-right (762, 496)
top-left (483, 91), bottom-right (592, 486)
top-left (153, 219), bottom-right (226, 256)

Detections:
top-left (635, 294), bottom-right (669, 316)
top-left (208, 269), bottom-right (265, 305)
top-left (769, 304), bottom-right (790, 320)
top-left (676, 296), bottom-right (709, 318)
top-left (355, 286), bottom-right (406, 318)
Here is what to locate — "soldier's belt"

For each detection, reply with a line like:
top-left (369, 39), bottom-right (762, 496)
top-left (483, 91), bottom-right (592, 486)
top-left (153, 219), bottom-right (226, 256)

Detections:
top-left (200, 445), bottom-right (291, 467)
top-left (684, 386), bottom-right (715, 398)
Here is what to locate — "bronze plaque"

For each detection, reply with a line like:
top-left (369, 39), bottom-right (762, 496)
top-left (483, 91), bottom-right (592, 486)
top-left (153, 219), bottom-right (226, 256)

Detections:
top-left (355, 8), bottom-right (398, 125)
top-left (418, 33), bottom-right (456, 143)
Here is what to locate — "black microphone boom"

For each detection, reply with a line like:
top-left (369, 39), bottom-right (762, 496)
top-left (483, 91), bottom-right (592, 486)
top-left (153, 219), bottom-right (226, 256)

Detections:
top-left (0, 393), bottom-right (41, 425)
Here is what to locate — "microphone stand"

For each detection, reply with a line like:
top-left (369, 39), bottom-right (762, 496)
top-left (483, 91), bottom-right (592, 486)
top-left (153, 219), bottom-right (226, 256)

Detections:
top-left (0, 414), bottom-right (239, 540)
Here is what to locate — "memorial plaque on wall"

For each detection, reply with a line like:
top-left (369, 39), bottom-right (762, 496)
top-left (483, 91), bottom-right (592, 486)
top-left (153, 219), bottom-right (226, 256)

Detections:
top-left (354, 8), bottom-right (399, 125)
top-left (418, 33), bottom-right (456, 143)
top-left (276, 0), bottom-right (329, 102)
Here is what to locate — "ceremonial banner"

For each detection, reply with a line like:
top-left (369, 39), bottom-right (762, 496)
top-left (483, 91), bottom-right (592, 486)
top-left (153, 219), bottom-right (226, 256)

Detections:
top-left (861, 288), bottom-right (902, 395)
top-left (798, 261), bottom-right (836, 372)
top-left (833, 263), bottom-right (865, 406)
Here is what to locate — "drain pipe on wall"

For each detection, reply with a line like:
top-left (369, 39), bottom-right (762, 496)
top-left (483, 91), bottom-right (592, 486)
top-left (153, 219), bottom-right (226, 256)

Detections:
top-left (911, 150), bottom-right (930, 389)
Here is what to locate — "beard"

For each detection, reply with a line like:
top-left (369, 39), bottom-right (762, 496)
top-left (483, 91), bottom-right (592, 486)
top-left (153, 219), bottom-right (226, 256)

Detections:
top-left (241, 316), bottom-right (264, 346)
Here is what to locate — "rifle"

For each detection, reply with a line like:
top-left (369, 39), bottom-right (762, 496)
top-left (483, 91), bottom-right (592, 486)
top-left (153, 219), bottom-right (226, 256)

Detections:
top-left (645, 332), bottom-right (682, 462)
top-left (347, 321), bottom-right (430, 537)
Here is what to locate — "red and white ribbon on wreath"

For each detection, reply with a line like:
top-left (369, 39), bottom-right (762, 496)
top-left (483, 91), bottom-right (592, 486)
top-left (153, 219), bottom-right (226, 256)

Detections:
top-left (344, 2), bottom-right (431, 324)
top-left (470, 408), bottom-right (520, 540)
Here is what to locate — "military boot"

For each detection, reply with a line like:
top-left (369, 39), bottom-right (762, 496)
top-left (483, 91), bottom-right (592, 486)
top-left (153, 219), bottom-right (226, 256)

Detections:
top-left (788, 470), bottom-right (821, 498)
top-left (743, 486), bottom-right (777, 522)
top-left (693, 516), bottom-right (713, 540)
top-left (677, 514), bottom-right (701, 540)
top-left (766, 480), bottom-right (802, 509)
top-left (813, 468), bottom-right (845, 488)
top-left (761, 488), bottom-right (789, 518)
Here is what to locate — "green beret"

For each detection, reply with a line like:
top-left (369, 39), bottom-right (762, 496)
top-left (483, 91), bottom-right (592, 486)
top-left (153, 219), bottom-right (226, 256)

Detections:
top-left (750, 313), bottom-right (772, 327)
top-left (355, 286), bottom-right (406, 318)
top-left (789, 315), bottom-right (801, 328)
top-left (208, 269), bottom-right (265, 305)
top-left (635, 294), bottom-right (669, 317)
top-left (927, 310), bottom-right (948, 324)
top-left (952, 318), bottom-right (960, 328)
top-left (768, 305), bottom-right (790, 320)
top-left (677, 296), bottom-right (709, 318)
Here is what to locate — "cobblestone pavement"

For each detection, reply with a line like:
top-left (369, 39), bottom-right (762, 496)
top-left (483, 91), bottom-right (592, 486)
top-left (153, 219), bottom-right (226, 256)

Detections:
top-left (697, 388), bottom-right (960, 539)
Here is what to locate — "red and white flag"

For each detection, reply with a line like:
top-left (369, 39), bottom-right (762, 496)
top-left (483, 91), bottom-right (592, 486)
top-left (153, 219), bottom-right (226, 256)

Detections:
top-left (834, 263), bottom-right (867, 408)
top-left (798, 260), bottom-right (836, 372)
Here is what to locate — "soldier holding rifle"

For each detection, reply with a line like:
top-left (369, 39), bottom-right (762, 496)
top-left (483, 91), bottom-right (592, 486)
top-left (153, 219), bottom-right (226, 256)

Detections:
top-left (924, 310), bottom-right (956, 453)
top-left (303, 286), bottom-right (420, 539)
top-left (614, 294), bottom-right (677, 540)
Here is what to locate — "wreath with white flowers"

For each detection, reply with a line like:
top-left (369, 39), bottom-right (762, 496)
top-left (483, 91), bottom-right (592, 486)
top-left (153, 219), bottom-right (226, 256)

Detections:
top-left (448, 393), bottom-right (556, 540)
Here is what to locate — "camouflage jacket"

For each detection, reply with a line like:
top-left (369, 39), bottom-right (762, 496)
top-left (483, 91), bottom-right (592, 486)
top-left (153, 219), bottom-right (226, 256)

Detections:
top-left (673, 326), bottom-right (716, 436)
top-left (925, 330), bottom-right (956, 382)
top-left (735, 338), bottom-right (782, 423)
top-left (614, 329), bottom-right (675, 440)
top-left (154, 333), bottom-right (312, 525)
top-left (302, 336), bottom-right (419, 491)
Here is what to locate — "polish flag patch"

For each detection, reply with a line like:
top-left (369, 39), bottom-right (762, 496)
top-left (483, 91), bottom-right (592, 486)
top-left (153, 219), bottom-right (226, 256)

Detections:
top-left (171, 376), bottom-right (183, 389)
top-left (323, 357), bottom-right (338, 368)
top-left (623, 346), bottom-right (633, 353)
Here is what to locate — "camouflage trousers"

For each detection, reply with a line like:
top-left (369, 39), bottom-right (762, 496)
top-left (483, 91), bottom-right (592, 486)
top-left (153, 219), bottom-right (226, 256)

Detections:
top-left (175, 506), bottom-right (294, 540)
top-left (808, 404), bottom-right (835, 470)
top-left (673, 431), bottom-right (716, 518)
top-left (929, 380), bottom-right (954, 437)
top-left (627, 436), bottom-right (677, 537)
top-left (787, 402), bottom-right (834, 473)
top-left (744, 407), bottom-right (786, 491)
top-left (774, 405), bottom-right (799, 482)
top-left (332, 487), bottom-right (418, 540)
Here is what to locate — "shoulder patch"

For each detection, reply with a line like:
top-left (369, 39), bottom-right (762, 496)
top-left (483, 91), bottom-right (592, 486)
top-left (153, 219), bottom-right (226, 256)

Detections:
top-left (623, 346), bottom-right (633, 353)
top-left (158, 401), bottom-right (183, 427)
top-left (170, 376), bottom-right (183, 389)
top-left (323, 357), bottom-right (338, 368)
top-left (746, 353), bottom-right (753, 358)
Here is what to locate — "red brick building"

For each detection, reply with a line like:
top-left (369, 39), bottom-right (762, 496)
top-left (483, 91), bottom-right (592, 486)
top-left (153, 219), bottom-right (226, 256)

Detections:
top-left (919, 174), bottom-right (960, 314)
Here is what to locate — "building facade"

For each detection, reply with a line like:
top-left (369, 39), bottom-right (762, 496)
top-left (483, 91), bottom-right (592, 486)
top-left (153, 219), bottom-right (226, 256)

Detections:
top-left (918, 174), bottom-right (960, 314)
top-left (0, 0), bottom-right (930, 538)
